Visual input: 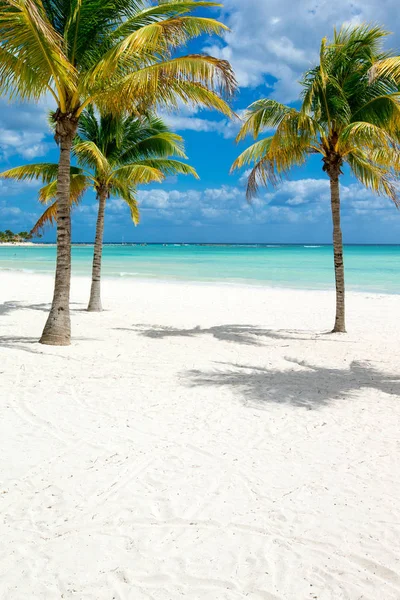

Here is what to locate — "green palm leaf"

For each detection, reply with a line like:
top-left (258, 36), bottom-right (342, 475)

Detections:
top-left (38, 174), bottom-right (90, 204)
top-left (135, 158), bottom-right (199, 178)
top-left (0, 163), bottom-right (83, 183)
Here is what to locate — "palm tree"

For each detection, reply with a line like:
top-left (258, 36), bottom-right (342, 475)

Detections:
top-left (232, 25), bottom-right (400, 332)
top-left (0, 0), bottom-right (236, 345)
top-left (1, 109), bottom-right (198, 311)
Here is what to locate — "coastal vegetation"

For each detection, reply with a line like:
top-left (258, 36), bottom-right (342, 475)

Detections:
top-left (233, 25), bottom-right (400, 332)
top-left (0, 230), bottom-right (35, 243)
top-left (1, 110), bottom-right (198, 311)
top-left (0, 0), bottom-right (235, 346)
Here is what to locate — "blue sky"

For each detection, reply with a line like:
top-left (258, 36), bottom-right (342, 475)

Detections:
top-left (1, 0), bottom-right (400, 243)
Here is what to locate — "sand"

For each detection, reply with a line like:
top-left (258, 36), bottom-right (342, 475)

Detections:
top-left (1, 270), bottom-right (399, 600)
top-left (0, 242), bottom-right (48, 246)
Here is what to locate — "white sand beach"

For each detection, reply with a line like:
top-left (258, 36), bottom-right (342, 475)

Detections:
top-left (0, 242), bottom-right (53, 247)
top-left (1, 271), bottom-right (400, 599)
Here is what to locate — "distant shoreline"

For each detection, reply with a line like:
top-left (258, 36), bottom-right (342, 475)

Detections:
top-left (2, 242), bottom-right (400, 247)
top-left (0, 242), bottom-right (50, 247)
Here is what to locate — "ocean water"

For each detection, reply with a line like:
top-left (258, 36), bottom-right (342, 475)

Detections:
top-left (0, 243), bottom-right (400, 294)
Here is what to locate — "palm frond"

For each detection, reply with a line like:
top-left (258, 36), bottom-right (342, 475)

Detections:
top-left (110, 180), bottom-right (140, 224)
top-left (334, 23), bottom-right (390, 58)
top-left (232, 137), bottom-right (274, 170)
top-left (111, 164), bottom-right (165, 185)
top-left (233, 135), bottom-right (310, 199)
top-left (0, 163), bottom-right (83, 183)
top-left (0, 0), bottom-right (76, 107)
top-left (347, 151), bottom-right (400, 206)
top-left (338, 121), bottom-right (397, 153)
top-left (370, 56), bottom-right (400, 84)
top-left (351, 93), bottom-right (400, 130)
top-left (31, 201), bottom-right (58, 235)
top-left (82, 55), bottom-right (236, 117)
top-left (236, 99), bottom-right (295, 141)
top-left (0, 45), bottom-right (56, 101)
top-left (244, 157), bottom-right (281, 200)
top-left (38, 174), bottom-right (89, 204)
top-left (31, 180), bottom-right (86, 234)
top-left (121, 132), bottom-right (187, 161)
top-left (73, 140), bottom-right (111, 174)
top-left (135, 158), bottom-right (199, 178)
top-left (87, 16), bottom-right (228, 82)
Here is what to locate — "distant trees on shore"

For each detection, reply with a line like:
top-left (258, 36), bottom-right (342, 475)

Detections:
top-left (0, 230), bottom-right (38, 243)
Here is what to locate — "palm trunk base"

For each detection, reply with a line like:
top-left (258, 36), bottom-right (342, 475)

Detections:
top-left (331, 322), bottom-right (346, 334)
top-left (40, 308), bottom-right (71, 345)
top-left (87, 280), bottom-right (102, 312)
top-left (87, 300), bottom-right (102, 312)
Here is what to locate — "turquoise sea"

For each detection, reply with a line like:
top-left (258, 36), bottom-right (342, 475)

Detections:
top-left (0, 244), bottom-right (400, 294)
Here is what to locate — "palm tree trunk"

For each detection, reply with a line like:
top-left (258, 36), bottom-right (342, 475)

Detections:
top-left (40, 115), bottom-right (78, 346)
top-left (329, 173), bottom-right (346, 333)
top-left (87, 188), bottom-right (107, 312)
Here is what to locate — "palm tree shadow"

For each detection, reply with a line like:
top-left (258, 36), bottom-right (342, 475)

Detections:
top-left (0, 334), bottom-right (99, 355)
top-left (0, 301), bottom-right (94, 353)
top-left (117, 324), bottom-right (351, 347)
top-left (185, 359), bottom-right (400, 409)
top-left (0, 301), bottom-right (22, 316)
top-left (0, 301), bottom-right (85, 315)
top-left (0, 336), bottom-right (50, 355)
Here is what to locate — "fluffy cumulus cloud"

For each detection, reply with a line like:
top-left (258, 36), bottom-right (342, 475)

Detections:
top-left (160, 103), bottom-right (242, 139)
top-left (265, 179), bottom-right (330, 206)
top-left (74, 178), bottom-right (394, 231)
top-left (211, 0), bottom-right (400, 102)
top-left (0, 95), bottom-right (55, 160)
top-left (0, 179), bottom-right (43, 230)
top-left (0, 198), bottom-right (39, 228)
top-left (0, 178), bottom-right (41, 196)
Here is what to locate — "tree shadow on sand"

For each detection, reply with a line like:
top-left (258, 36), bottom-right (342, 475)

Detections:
top-left (0, 301), bottom-right (20, 316)
top-left (0, 335), bottom-right (51, 355)
top-left (117, 324), bottom-right (352, 347)
top-left (0, 302), bottom-right (95, 353)
top-left (185, 358), bottom-right (400, 409)
top-left (0, 334), bottom-right (100, 355)
top-left (0, 301), bottom-right (84, 315)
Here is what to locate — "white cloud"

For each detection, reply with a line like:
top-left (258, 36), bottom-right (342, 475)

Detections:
top-left (62, 176), bottom-right (400, 235)
top-left (0, 178), bottom-right (41, 196)
top-left (213, 0), bottom-right (400, 102)
top-left (0, 205), bottom-right (22, 216)
top-left (106, 179), bottom-right (331, 226)
top-left (0, 95), bottom-right (55, 160)
top-left (0, 199), bottom-right (40, 229)
top-left (265, 179), bottom-right (331, 206)
top-left (0, 129), bottom-right (49, 160)
top-left (160, 103), bottom-right (242, 138)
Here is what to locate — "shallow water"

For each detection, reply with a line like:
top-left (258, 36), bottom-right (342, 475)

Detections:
top-left (1, 243), bottom-right (400, 293)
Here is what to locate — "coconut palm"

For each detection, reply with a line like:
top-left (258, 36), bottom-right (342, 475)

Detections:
top-left (1, 109), bottom-right (198, 311)
top-left (232, 24), bottom-right (400, 332)
top-left (0, 0), bottom-right (236, 345)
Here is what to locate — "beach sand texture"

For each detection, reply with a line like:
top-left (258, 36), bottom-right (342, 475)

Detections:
top-left (1, 271), bottom-right (399, 599)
